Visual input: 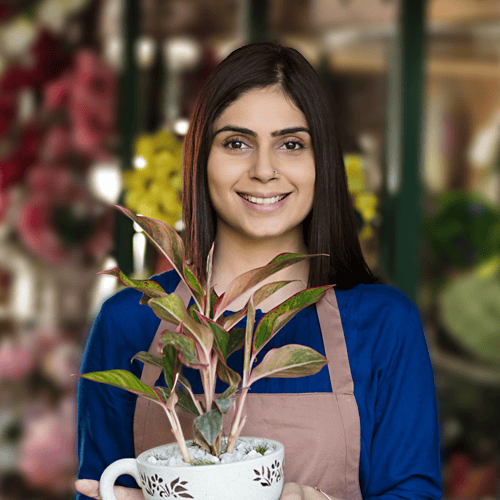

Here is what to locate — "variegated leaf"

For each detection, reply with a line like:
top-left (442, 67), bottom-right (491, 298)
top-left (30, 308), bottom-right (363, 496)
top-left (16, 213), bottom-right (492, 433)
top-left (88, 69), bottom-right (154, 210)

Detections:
top-left (150, 296), bottom-right (214, 353)
top-left (227, 328), bottom-right (245, 357)
top-left (116, 206), bottom-right (204, 310)
top-left (78, 370), bottom-right (160, 401)
top-left (223, 280), bottom-right (295, 330)
top-left (249, 345), bottom-right (327, 385)
top-left (213, 253), bottom-right (321, 319)
top-left (194, 408), bottom-right (223, 446)
top-left (97, 268), bottom-right (167, 299)
top-left (217, 360), bottom-right (241, 387)
top-left (253, 286), bottom-right (332, 356)
top-left (161, 330), bottom-right (207, 369)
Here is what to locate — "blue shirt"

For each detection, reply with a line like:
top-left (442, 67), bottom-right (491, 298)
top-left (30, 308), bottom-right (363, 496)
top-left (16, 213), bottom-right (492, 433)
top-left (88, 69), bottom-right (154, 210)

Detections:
top-left (77, 271), bottom-right (442, 499)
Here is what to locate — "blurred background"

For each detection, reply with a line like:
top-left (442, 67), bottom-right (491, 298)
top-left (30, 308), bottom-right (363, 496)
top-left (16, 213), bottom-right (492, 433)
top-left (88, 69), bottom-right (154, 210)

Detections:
top-left (0, 0), bottom-right (500, 498)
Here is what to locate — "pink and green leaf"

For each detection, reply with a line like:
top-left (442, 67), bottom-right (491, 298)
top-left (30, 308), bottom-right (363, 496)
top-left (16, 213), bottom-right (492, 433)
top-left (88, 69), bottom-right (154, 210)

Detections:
top-left (248, 345), bottom-right (327, 385)
top-left (132, 352), bottom-right (163, 369)
top-left (116, 206), bottom-right (204, 310)
top-left (161, 330), bottom-right (208, 369)
top-left (227, 328), bottom-right (245, 357)
top-left (213, 253), bottom-right (321, 319)
top-left (98, 267), bottom-right (168, 300)
top-left (222, 280), bottom-right (295, 330)
top-left (78, 370), bottom-right (160, 402)
top-left (243, 296), bottom-right (256, 376)
top-left (149, 296), bottom-right (214, 353)
top-left (217, 360), bottom-right (241, 387)
top-left (253, 285), bottom-right (332, 356)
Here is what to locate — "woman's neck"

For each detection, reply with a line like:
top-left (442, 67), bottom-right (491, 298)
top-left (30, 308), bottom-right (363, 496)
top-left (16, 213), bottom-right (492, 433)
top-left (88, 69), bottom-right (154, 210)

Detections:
top-left (210, 228), bottom-right (309, 311)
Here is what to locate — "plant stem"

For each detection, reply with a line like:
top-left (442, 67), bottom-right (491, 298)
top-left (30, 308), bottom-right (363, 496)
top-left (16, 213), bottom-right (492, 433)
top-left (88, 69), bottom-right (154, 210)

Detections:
top-left (163, 407), bottom-right (191, 463)
top-left (226, 386), bottom-right (249, 453)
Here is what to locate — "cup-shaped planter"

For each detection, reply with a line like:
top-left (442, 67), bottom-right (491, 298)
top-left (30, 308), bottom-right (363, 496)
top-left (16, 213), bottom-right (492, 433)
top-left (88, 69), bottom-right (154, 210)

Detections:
top-left (100, 437), bottom-right (285, 500)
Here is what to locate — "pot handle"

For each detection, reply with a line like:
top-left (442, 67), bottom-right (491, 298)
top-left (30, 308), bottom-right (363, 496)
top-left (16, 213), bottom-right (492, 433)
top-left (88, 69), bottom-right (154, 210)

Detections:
top-left (100, 458), bottom-right (141, 500)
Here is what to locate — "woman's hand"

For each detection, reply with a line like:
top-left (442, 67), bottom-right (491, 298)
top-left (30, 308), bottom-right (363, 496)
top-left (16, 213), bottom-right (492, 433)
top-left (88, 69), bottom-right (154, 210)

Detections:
top-left (280, 483), bottom-right (342, 500)
top-left (75, 479), bottom-right (144, 500)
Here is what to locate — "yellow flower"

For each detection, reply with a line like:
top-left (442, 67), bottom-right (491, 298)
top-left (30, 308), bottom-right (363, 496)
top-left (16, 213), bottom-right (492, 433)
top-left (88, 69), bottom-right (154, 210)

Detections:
top-left (344, 154), bottom-right (365, 194)
top-left (354, 192), bottom-right (378, 223)
top-left (125, 129), bottom-right (183, 227)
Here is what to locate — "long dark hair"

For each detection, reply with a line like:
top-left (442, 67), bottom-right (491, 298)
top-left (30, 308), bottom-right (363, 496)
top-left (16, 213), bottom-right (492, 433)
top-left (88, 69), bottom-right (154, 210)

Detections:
top-left (182, 42), bottom-right (377, 289)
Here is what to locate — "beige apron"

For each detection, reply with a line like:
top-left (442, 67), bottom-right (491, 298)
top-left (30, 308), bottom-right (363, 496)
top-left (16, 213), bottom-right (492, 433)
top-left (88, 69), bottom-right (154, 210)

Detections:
top-left (134, 281), bottom-right (362, 500)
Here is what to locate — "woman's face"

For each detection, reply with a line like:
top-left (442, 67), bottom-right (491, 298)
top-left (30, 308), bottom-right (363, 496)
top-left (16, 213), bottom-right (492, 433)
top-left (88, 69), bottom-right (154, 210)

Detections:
top-left (207, 86), bottom-right (315, 245)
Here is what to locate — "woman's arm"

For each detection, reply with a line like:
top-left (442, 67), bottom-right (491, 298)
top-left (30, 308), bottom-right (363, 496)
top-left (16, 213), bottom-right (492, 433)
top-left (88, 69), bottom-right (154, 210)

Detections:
top-left (362, 300), bottom-right (442, 500)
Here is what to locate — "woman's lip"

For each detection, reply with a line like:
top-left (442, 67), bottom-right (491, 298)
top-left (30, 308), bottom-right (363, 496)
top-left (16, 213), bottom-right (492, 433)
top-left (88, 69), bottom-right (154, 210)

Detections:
top-left (238, 192), bottom-right (290, 212)
top-left (237, 192), bottom-right (290, 198)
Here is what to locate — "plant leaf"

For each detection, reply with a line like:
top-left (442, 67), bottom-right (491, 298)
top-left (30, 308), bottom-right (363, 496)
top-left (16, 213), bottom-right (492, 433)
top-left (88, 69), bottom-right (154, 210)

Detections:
top-left (194, 408), bottom-right (223, 446)
top-left (162, 344), bottom-right (180, 390)
top-left (215, 385), bottom-right (238, 414)
top-left (150, 295), bottom-right (213, 353)
top-left (161, 329), bottom-right (208, 369)
top-left (132, 351), bottom-right (163, 369)
top-left (217, 360), bottom-right (241, 387)
top-left (78, 370), bottom-right (160, 401)
top-left (193, 424), bottom-right (211, 452)
top-left (201, 315), bottom-right (230, 362)
top-left (223, 280), bottom-right (295, 330)
top-left (98, 267), bottom-right (167, 300)
top-left (213, 253), bottom-right (322, 319)
top-left (227, 328), bottom-right (245, 357)
top-left (244, 296), bottom-right (256, 376)
top-left (215, 396), bottom-right (234, 414)
top-left (116, 206), bottom-right (204, 310)
top-left (248, 345), bottom-right (327, 385)
top-left (176, 391), bottom-right (201, 416)
top-left (253, 285), bottom-right (332, 356)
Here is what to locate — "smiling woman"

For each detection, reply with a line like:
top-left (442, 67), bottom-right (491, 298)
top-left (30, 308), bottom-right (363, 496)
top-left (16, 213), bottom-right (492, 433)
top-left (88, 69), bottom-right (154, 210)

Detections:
top-left (76, 42), bottom-right (442, 500)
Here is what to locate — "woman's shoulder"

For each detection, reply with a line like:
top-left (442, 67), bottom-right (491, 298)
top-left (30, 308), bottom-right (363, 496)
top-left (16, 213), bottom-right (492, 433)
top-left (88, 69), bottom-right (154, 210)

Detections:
top-left (336, 281), bottom-right (417, 321)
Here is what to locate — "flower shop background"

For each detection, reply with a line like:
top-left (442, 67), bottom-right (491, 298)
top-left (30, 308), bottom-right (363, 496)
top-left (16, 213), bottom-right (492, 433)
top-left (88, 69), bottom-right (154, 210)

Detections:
top-left (1, 0), bottom-right (500, 499)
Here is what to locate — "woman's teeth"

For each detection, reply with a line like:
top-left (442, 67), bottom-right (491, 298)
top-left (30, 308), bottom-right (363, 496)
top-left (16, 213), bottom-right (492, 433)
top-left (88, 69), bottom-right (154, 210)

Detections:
top-left (240, 194), bottom-right (287, 205)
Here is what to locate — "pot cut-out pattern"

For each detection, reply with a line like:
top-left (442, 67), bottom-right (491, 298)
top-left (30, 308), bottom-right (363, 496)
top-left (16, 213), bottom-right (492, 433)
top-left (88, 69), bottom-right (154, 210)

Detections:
top-left (140, 473), bottom-right (193, 498)
top-left (253, 460), bottom-right (284, 487)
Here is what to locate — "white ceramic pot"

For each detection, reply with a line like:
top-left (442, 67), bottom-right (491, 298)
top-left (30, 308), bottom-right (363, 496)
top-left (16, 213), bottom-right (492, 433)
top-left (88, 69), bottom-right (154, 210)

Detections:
top-left (100, 437), bottom-right (285, 500)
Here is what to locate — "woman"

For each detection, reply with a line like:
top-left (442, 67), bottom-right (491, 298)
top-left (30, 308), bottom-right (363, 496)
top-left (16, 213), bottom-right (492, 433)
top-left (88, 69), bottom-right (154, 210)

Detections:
top-left (76, 42), bottom-right (442, 500)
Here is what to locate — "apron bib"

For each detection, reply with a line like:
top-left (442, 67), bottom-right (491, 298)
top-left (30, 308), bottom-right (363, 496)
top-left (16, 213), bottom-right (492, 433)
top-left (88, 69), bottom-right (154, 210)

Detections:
top-left (134, 281), bottom-right (362, 500)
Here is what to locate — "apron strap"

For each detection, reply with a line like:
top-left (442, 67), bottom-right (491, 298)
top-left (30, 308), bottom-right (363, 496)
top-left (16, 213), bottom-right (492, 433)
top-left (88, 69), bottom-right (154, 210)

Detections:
top-left (318, 288), bottom-right (362, 500)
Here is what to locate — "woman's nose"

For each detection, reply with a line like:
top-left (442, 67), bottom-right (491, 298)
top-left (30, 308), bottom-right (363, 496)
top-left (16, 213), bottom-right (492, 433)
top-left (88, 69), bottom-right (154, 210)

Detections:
top-left (249, 148), bottom-right (277, 182)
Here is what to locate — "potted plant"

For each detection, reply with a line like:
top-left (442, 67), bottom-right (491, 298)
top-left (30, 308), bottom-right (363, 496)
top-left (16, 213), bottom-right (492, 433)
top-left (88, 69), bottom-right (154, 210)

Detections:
top-left (79, 206), bottom-right (331, 500)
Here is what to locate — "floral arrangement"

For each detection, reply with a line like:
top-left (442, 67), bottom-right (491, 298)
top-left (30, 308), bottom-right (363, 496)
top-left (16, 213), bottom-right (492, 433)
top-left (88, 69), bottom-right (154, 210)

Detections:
top-left (124, 130), bottom-right (183, 228)
top-left (344, 154), bottom-right (378, 240)
top-left (80, 207), bottom-right (330, 462)
top-left (0, 42), bottom-right (117, 264)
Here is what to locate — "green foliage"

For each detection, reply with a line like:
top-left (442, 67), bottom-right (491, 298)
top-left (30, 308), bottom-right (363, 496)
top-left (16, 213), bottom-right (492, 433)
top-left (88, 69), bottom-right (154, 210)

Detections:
top-left (78, 207), bottom-right (330, 460)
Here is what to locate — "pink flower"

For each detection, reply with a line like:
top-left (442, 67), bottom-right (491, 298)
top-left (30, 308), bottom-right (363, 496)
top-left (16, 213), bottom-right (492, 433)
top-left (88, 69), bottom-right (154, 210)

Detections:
top-left (0, 339), bottom-right (36, 381)
top-left (16, 164), bottom-right (114, 263)
top-left (43, 50), bottom-right (117, 160)
top-left (19, 398), bottom-right (77, 492)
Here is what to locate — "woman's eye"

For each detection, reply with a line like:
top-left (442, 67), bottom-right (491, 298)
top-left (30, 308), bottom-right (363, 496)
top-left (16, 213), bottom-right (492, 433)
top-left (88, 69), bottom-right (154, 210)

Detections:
top-left (281, 140), bottom-right (305, 150)
top-left (223, 139), bottom-right (248, 149)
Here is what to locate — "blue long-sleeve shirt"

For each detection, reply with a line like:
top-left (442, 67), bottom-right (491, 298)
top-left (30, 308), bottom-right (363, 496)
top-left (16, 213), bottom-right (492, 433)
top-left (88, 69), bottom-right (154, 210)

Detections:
top-left (77, 270), bottom-right (442, 499)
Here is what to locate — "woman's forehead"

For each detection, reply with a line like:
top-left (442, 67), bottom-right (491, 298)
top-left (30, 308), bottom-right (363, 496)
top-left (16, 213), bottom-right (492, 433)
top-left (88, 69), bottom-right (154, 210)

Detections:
top-left (212, 86), bottom-right (307, 131)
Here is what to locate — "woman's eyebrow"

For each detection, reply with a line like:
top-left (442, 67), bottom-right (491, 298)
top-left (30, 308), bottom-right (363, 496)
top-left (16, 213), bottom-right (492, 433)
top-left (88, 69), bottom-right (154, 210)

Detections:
top-left (213, 125), bottom-right (310, 137)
